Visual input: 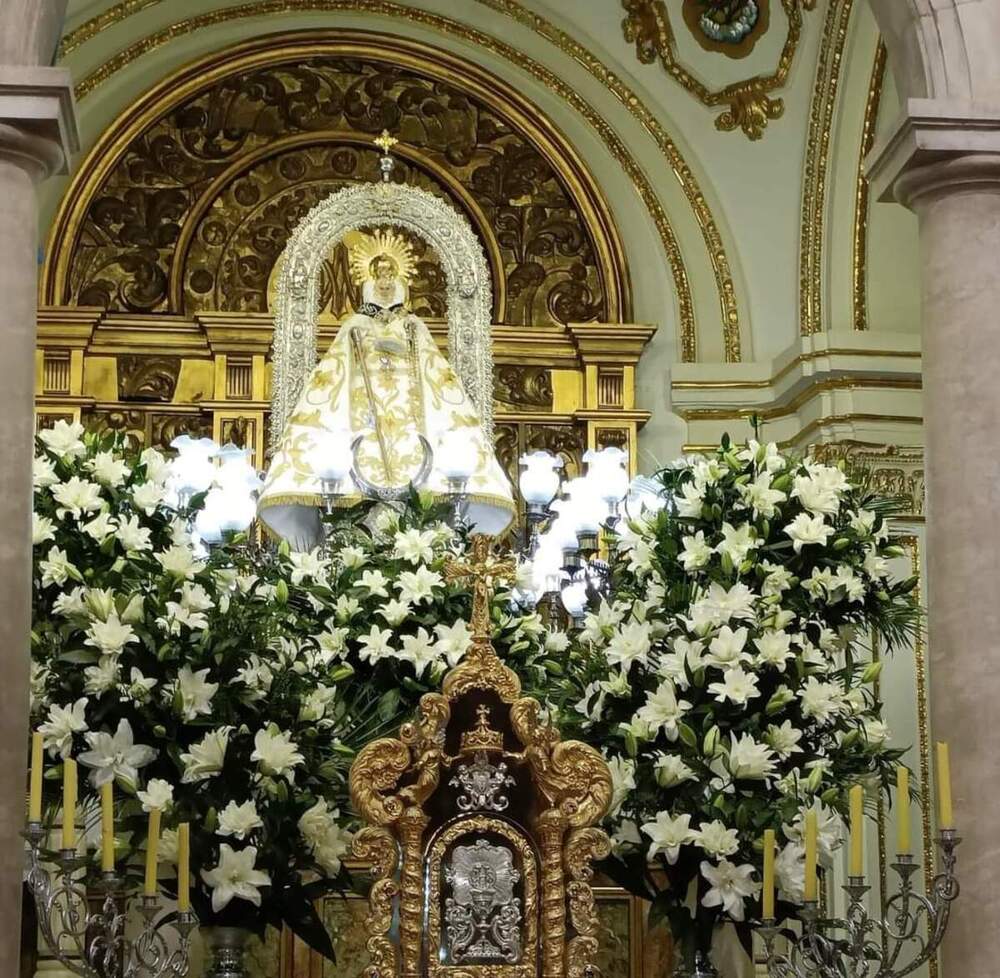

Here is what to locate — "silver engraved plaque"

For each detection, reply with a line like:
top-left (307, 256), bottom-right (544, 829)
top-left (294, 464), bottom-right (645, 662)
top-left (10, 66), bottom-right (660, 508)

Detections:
top-left (444, 839), bottom-right (522, 963)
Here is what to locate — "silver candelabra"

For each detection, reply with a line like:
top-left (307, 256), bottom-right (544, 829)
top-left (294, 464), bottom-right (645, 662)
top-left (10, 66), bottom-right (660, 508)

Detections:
top-left (759, 830), bottom-right (960, 978)
top-left (24, 821), bottom-right (197, 978)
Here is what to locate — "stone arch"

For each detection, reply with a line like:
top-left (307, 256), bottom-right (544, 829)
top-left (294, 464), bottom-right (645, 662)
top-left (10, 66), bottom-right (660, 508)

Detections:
top-left (868, 0), bottom-right (1000, 102)
top-left (271, 180), bottom-right (494, 445)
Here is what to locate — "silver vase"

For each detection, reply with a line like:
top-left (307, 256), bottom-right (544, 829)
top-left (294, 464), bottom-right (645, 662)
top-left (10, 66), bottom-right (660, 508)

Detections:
top-left (672, 949), bottom-right (719, 978)
top-left (204, 926), bottom-right (251, 978)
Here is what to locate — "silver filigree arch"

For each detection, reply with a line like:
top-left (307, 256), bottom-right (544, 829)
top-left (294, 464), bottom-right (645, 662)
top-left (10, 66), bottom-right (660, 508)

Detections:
top-left (270, 181), bottom-right (494, 448)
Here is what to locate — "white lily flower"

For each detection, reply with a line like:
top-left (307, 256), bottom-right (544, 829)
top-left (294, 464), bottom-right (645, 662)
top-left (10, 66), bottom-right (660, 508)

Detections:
top-left (131, 481), bottom-right (166, 515)
top-left (357, 624), bottom-right (395, 663)
top-left (605, 756), bottom-right (636, 818)
top-left (39, 698), bottom-right (89, 758)
top-left (700, 859), bottom-right (760, 921)
top-left (39, 547), bottom-right (79, 588)
top-left (176, 666), bottom-right (219, 721)
top-left (396, 566), bottom-right (443, 605)
top-left (137, 779), bottom-right (174, 812)
top-left (217, 799), bottom-right (264, 840)
top-left (694, 819), bottom-right (741, 858)
top-left (251, 725), bottom-right (304, 782)
top-left (707, 667), bottom-right (760, 706)
top-left (784, 513), bottom-right (835, 553)
top-left (641, 811), bottom-right (694, 863)
top-left (180, 727), bottom-right (231, 783)
top-left (33, 455), bottom-right (60, 488)
top-left (32, 513), bottom-right (55, 546)
top-left (51, 477), bottom-right (104, 520)
top-left (78, 719), bottom-right (157, 788)
top-left (85, 614), bottom-right (137, 656)
top-left (38, 420), bottom-right (86, 458)
top-left (636, 679), bottom-right (691, 742)
top-left (156, 545), bottom-right (206, 580)
top-left (392, 528), bottom-right (436, 564)
top-left (201, 844), bottom-right (271, 912)
top-left (604, 620), bottom-right (653, 671)
top-left (433, 619), bottom-right (472, 667)
top-left (715, 522), bottom-right (757, 566)
top-left (88, 451), bottom-right (130, 487)
top-left (704, 625), bottom-right (751, 671)
top-left (400, 627), bottom-right (439, 677)
top-left (679, 530), bottom-right (713, 572)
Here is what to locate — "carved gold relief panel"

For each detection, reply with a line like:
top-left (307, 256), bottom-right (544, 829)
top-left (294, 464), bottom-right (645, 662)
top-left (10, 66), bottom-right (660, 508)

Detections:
top-left (49, 40), bottom-right (630, 331)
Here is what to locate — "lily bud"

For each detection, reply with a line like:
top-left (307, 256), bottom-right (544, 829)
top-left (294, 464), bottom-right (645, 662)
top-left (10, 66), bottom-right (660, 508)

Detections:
top-left (860, 661), bottom-right (883, 684)
top-left (275, 579), bottom-right (289, 605)
top-left (806, 766), bottom-right (824, 792)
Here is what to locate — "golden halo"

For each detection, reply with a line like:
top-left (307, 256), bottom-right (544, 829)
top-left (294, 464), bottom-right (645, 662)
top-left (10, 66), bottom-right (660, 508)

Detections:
top-left (346, 228), bottom-right (417, 286)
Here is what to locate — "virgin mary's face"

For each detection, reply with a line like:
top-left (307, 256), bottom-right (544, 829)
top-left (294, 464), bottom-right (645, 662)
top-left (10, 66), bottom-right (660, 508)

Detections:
top-left (371, 256), bottom-right (397, 290)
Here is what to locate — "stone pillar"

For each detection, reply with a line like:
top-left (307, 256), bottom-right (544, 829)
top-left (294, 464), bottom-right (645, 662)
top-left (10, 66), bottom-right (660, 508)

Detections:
top-left (0, 65), bottom-right (76, 977)
top-left (869, 110), bottom-right (1000, 977)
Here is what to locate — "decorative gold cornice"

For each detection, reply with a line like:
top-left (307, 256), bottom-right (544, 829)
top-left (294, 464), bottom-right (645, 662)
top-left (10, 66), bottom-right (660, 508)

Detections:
top-left (799, 0), bottom-right (855, 335)
top-left (852, 41), bottom-right (887, 332)
top-left (620, 0), bottom-right (817, 141)
top-left (56, 0), bottom-right (743, 362)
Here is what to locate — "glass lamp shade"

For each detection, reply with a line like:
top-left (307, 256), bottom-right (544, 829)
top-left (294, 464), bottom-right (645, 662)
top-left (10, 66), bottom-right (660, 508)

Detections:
top-left (436, 430), bottom-right (477, 479)
top-left (625, 475), bottom-right (668, 518)
top-left (310, 428), bottom-right (353, 483)
top-left (194, 506), bottom-right (223, 545)
top-left (167, 455), bottom-right (216, 498)
top-left (584, 447), bottom-right (630, 505)
top-left (216, 493), bottom-right (257, 533)
top-left (560, 580), bottom-right (588, 617)
top-left (518, 451), bottom-right (563, 506)
top-left (530, 540), bottom-right (566, 595)
top-left (563, 477), bottom-right (606, 533)
top-left (215, 444), bottom-right (263, 494)
top-left (167, 434), bottom-right (219, 499)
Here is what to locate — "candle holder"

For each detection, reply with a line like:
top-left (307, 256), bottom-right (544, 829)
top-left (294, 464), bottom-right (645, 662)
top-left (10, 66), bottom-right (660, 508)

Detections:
top-left (758, 831), bottom-right (960, 978)
top-left (23, 821), bottom-right (197, 978)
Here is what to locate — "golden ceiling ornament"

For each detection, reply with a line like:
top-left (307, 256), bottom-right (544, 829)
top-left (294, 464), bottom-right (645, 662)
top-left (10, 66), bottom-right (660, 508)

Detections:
top-left (55, 10), bottom-right (728, 359)
top-left (346, 228), bottom-right (417, 287)
top-left (620, 0), bottom-right (817, 141)
top-left (348, 532), bottom-right (612, 978)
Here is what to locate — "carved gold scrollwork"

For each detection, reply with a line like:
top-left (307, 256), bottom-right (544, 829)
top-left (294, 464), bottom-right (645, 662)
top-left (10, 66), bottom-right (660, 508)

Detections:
top-left (509, 698), bottom-right (614, 828)
top-left (351, 826), bottom-right (400, 978)
top-left (565, 828), bottom-right (613, 978)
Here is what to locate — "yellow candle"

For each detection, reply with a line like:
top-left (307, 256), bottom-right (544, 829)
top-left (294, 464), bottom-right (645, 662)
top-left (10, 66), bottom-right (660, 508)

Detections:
top-left (144, 808), bottom-right (161, 897)
top-left (762, 829), bottom-right (775, 919)
top-left (804, 810), bottom-right (818, 902)
top-left (177, 823), bottom-right (190, 912)
top-left (100, 782), bottom-right (115, 872)
top-left (849, 784), bottom-right (865, 877)
top-left (936, 742), bottom-right (954, 829)
top-left (28, 733), bottom-right (44, 822)
top-left (897, 767), bottom-right (911, 855)
top-left (61, 759), bottom-right (77, 850)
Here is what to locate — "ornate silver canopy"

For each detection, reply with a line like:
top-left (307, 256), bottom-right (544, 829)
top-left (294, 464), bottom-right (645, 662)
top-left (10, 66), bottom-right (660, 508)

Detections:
top-left (269, 179), bottom-right (495, 447)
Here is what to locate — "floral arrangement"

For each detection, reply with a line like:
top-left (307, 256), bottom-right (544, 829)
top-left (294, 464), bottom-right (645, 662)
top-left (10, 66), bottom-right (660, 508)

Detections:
top-left (30, 423), bottom-right (554, 955)
top-left (557, 437), bottom-right (920, 962)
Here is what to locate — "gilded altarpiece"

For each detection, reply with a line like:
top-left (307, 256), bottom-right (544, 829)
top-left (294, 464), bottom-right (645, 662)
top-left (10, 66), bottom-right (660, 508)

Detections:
top-left (37, 32), bottom-right (667, 978)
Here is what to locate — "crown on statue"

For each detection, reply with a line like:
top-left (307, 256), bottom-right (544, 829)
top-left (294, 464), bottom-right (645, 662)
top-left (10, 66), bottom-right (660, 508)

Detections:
top-left (461, 704), bottom-right (504, 753)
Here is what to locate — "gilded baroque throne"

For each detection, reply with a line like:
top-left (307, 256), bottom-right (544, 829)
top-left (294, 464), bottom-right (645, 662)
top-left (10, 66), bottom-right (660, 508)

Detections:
top-left (348, 537), bottom-right (614, 978)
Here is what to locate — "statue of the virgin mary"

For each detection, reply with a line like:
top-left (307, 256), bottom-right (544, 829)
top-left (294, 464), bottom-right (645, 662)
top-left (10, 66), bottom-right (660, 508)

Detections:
top-left (258, 228), bottom-right (515, 549)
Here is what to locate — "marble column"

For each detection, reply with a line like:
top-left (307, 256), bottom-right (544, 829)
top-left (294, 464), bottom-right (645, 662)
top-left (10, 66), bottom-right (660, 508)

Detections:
top-left (0, 66), bottom-right (76, 977)
top-left (869, 112), bottom-right (1000, 978)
